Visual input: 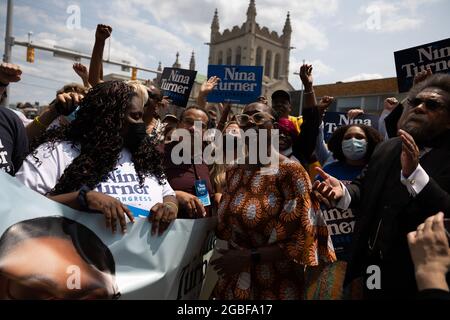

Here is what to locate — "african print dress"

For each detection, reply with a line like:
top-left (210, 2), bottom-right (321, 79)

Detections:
top-left (214, 160), bottom-right (336, 300)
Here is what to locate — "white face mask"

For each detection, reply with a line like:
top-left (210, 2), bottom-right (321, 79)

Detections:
top-left (342, 138), bottom-right (367, 161)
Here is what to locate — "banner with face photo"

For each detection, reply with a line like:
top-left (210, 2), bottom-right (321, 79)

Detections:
top-left (0, 172), bottom-right (217, 300)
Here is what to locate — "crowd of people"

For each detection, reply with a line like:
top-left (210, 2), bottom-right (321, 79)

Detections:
top-left (0, 23), bottom-right (449, 300)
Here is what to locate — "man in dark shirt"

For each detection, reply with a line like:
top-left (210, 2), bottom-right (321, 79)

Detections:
top-left (162, 106), bottom-right (214, 218)
top-left (0, 63), bottom-right (29, 176)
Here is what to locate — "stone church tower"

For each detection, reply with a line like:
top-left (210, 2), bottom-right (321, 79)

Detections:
top-left (208, 0), bottom-right (294, 97)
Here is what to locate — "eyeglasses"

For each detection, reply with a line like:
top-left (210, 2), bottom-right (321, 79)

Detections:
top-left (235, 112), bottom-right (274, 127)
top-left (408, 98), bottom-right (447, 111)
top-left (180, 117), bottom-right (208, 130)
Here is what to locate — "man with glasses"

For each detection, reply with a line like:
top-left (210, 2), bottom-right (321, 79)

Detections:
top-left (162, 106), bottom-right (214, 219)
top-left (314, 74), bottom-right (450, 299)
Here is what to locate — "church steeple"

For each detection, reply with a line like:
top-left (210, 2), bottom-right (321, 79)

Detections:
top-left (211, 8), bottom-right (220, 43)
top-left (172, 52), bottom-right (181, 69)
top-left (283, 12), bottom-right (292, 35)
top-left (211, 8), bottom-right (220, 31)
top-left (246, 0), bottom-right (256, 22)
top-left (245, 0), bottom-right (257, 33)
top-left (189, 51), bottom-right (196, 71)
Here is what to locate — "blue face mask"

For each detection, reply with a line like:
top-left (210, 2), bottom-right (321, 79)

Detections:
top-left (65, 106), bottom-right (80, 123)
top-left (342, 138), bottom-right (367, 161)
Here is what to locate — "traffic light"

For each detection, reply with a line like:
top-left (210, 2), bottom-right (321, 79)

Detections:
top-left (131, 67), bottom-right (137, 80)
top-left (26, 46), bottom-right (35, 63)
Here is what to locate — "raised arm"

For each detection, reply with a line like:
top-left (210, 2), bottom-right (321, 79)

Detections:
top-left (197, 76), bottom-right (220, 109)
top-left (26, 91), bottom-right (84, 142)
top-left (0, 62), bottom-right (22, 99)
top-left (299, 64), bottom-right (317, 110)
top-left (88, 24), bottom-right (112, 86)
top-left (73, 63), bottom-right (90, 88)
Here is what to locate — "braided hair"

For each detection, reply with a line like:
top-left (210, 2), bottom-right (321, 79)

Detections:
top-left (30, 81), bottom-right (165, 195)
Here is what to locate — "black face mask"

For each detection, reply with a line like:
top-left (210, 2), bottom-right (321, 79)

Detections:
top-left (124, 123), bottom-right (147, 153)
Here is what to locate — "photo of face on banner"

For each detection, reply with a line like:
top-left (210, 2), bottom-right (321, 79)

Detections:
top-left (0, 216), bottom-right (119, 300)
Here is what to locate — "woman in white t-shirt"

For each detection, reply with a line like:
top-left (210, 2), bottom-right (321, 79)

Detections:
top-left (16, 80), bottom-right (178, 235)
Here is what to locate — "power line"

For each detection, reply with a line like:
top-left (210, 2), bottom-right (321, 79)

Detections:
top-left (26, 73), bottom-right (69, 84)
top-left (14, 81), bottom-right (58, 91)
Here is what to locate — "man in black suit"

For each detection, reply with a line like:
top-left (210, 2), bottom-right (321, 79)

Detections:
top-left (314, 74), bottom-right (450, 299)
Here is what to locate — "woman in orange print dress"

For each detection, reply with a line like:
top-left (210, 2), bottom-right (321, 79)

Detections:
top-left (210, 102), bottom-right (336, 300)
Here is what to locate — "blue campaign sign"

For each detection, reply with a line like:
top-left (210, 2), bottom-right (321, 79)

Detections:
top-left (394, 38), bottom-right (450, 93)
top-left (207, 65), bottom-right (263, 104)
top-left (323, 112), bottom-right (379, 142)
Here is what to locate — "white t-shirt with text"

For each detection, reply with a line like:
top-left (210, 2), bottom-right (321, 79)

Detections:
top-left (15, 141), bottom-right (175, 217)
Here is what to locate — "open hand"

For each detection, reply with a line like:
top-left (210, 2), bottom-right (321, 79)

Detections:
top-left (86, 191), bottom-right (134, 234)
top-left (175, 190), bottom-right (206, 218)
top-left (299, 64), bottom-right (313, 90)
top-left (399, 129), bottom-right (419, 178)
top-left (200, 76), bottom-right (220, 95)
top-left (149, 202), bottom-right (178, 236)
top-left (312, 167), bottom-right (344, 202)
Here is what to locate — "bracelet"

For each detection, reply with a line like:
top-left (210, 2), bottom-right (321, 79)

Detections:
top-left (304, 90), bottom-right (314, 95)
top-left (164, 201), bottom-right (179, 213)
top-left (0, 81), bottom-right (9, 88)
top-left (77, 185), bottom-right (92, 212)
top-left (34, 116), bottom-right (47, 130)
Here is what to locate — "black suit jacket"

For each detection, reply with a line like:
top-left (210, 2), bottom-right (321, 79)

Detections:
top-left (344, 130), bottom-right (450, 297)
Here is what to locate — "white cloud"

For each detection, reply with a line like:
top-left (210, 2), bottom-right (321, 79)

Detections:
top-left (288, 57), bottom-right (335, 89)
top-left (342, 73), bottom-right (383, 82)
top-left (353, 0), bottom-right (443, 33)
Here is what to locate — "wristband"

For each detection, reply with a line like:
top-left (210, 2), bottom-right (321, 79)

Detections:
top-left (0, 81), bottom-right (9, 88)
top-left (77, 185), bottom-right (92, 211)
top-left (33, 116), bottom-right (47, 130)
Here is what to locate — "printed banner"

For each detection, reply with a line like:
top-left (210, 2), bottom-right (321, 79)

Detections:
top-left (323, 112), bottom-right (379, 142)
top-left (0, 172), bottom-right (217, 300)
top-left (207, 65), bottom-right (263, 104)
top-left (394, 38), bottom-right (450, 93)
top-left (160, 67), bottom-right (197, 108)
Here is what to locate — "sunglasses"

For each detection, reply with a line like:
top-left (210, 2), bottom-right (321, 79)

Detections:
top-left (408, 98), bottom-right (446, 111)
top-left (235, 112), bottom-right (274, 127)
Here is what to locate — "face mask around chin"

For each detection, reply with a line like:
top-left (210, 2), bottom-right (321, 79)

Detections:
top-left (342, 138), bottom-right (367, 161)
top-left (124, 123), bottom-right (147, 153)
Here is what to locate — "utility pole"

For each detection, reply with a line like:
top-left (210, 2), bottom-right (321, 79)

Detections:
top-left (2, 0), bottom-right (14, 107)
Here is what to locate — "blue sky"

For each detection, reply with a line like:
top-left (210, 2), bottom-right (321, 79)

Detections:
top-left (1, 0), bottom-right (449, 105)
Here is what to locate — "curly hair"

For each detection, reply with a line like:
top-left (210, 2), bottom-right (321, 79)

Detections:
top-left (407, 73), bottom-right (450, 104)
top-left (327, 124), bottom-right (383, 162)
top-left (30, 80), bottom-right (166, 195)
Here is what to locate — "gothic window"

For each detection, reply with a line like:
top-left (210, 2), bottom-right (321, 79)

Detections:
top-left (226, 48), bottom-right (232, 65)
top-left (274, 54), bottom-right (281, 79)
top-left (265, 50), bottom-right (272, 77)
top-left (235, 46), bottom-right (242, 65)
top-left (255, 47), bottom-right (262, 66)
top-left (218, 51), bottom-right (223, 65)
